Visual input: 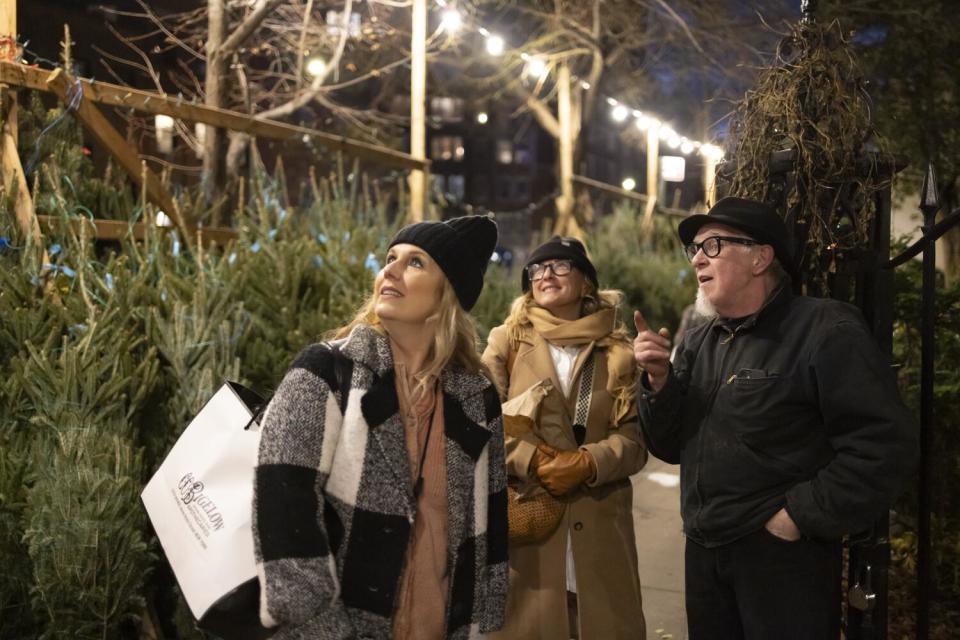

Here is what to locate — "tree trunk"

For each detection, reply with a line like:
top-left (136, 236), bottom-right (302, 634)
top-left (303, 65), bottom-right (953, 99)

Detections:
top-left (408, 0), bottom-right (427, 222)
top-left (203, 0), bottom-right (227, 209)
top-left (553, 62), bottom-right (580, 238)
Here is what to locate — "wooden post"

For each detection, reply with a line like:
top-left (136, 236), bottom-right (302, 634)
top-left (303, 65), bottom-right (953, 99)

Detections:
top-left (703, 154), bottom-right (717, 207)
top-left (0, 0), bottom-right (13, 147)
top-left (0, 0), bottom-right (41, 246)
top-left (553, 62), bottom-right (579, 237)
top-left (203, 0), bottom-right (227, 204)
top-left (643, 127), bottom-right (659, 227)
top-left (408, 0), bottom-right (427, 222)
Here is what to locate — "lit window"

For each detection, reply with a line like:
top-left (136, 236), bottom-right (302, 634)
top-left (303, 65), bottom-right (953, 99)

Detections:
top-left (430, 136), bottom-right (465, 162)
top-left (430, 97), bottom-right (464, 122)
top-left (496, 140), bottom-right (513, 164)
top-left (326, 11), bottom-right (361, 37)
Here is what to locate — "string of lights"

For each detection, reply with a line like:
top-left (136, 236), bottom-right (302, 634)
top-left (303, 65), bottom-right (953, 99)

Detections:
top-left (430, 0), bottom-right (726, 189)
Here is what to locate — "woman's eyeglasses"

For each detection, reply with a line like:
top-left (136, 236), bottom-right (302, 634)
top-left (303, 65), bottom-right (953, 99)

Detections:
top-left (527, 259), bottom-right (574, 281)
top-left (684, 235), bottom-right (758, 261)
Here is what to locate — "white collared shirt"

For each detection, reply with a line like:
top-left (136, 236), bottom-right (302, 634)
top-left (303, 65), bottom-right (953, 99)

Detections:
top-left (547, 342), bottom-right (582, 397)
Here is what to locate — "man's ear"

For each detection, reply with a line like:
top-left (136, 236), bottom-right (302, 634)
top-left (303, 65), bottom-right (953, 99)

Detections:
top-left (752, 245), bottom-right (775, 275)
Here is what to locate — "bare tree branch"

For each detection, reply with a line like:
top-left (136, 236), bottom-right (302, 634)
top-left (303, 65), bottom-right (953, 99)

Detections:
top-left (219, 0), bottom-right (286, 59)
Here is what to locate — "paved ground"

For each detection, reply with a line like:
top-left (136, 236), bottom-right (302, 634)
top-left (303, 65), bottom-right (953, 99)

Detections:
top-left (632, 456), bottom-right (687, 640)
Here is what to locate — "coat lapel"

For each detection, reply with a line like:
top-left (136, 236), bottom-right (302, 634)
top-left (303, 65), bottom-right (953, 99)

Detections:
top-left (518, 332), bottom-right (564, 399)
top-left (441, 368), bottom-right (494, 556)
top-left (360, 369), bottom-right (416, 504)
top-left (341, 326), bottom-right (416, 506)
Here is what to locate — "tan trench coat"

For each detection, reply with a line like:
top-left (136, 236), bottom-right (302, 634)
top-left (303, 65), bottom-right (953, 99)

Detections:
top-left (483, 323), bottom-right (648, 640)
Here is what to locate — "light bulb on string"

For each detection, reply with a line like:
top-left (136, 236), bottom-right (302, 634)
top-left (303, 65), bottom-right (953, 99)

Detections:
top-left (485, 34), bottom-right (505, 56)
top-left (525, 56), bottom-right (548, 79)
top-left (306, 57), bottom-right (327, 78)
top-left (440, 8), bottom-right (462, 33)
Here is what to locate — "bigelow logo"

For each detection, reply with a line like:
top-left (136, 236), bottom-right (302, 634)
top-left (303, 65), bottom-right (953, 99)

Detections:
top-left (178, 473), bottom-right (225, 532)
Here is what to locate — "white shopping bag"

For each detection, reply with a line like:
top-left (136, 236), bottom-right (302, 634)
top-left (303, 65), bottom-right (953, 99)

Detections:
top-left (142, 381), bottom-right (271, 638)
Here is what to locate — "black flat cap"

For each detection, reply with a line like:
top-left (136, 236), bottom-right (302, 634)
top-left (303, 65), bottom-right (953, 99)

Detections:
top-left (678, 197), bottom-right (799, 281)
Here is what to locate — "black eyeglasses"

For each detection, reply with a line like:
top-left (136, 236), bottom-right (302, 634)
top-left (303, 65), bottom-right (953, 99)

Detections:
top-left (527, 259), bottom-right (574, 281)
top-left (684, 235), bottom-right (758, 261)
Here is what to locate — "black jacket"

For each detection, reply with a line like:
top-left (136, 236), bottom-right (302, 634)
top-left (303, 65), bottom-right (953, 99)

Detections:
top-left (639, 288), bottom-right (917, 547)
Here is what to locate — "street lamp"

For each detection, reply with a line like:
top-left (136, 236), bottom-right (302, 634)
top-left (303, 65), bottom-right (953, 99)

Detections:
top-left (621, 177), bottom-right (637, 191)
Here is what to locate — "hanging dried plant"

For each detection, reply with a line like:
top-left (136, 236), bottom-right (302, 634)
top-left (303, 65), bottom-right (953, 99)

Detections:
top-left (724, 19), bottom-right (894, 288)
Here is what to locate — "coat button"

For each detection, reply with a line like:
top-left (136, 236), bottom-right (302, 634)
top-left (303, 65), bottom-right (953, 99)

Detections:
top-left (574, 522), bottom-right (583, 531)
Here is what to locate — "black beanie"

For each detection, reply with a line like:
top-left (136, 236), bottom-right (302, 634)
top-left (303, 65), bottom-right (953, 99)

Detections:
top-left (522, 236), bottom-right (599, 292)
top-left (389, 215), bottom-right (498, 311)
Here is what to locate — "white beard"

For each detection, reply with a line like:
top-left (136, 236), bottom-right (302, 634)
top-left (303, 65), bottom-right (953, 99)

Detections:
top-left (694, 287), bottom-right (718, 319)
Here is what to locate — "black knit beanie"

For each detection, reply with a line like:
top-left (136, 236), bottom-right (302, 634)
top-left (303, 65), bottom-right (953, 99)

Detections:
top-left (389, 215), bottom-right (498, 311)
top-left (522, 236), bottom-right (599, 292)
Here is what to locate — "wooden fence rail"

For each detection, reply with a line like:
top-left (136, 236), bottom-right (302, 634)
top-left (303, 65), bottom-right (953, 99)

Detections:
top-left (1, 60), bottom-right (673, 250)
top-left (0, 61), bottom-right (428, 247)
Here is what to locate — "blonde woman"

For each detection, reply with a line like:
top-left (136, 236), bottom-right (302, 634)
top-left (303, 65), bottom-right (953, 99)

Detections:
top-left (253, 216), bottom-right (508, 639)
top-left (484, 236), bottom-right (647, 640)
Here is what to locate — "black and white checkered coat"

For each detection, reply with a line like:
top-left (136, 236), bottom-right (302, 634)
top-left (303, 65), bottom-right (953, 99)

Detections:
top-left (254, 324), bottom-right (508, 639)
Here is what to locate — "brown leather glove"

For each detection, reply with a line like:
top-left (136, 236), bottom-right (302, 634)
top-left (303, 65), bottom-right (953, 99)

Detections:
top-left (527, 443), bottom-right (556, 480)
top-left (534, 444), bottom-right (597, 496)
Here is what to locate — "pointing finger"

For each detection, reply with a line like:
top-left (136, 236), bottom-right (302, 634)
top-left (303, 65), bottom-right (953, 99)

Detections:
top-left (633, 310), bottom-right (650, 334)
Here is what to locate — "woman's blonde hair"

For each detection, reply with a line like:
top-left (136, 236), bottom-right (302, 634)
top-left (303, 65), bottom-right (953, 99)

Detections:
top-left (505, 279), bottom-right (630, 345)
top-left (331, 277), bottom-right (490, 397)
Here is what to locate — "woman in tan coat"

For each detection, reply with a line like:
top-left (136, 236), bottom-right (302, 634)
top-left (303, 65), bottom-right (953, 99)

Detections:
top-left (483, 236), bottom-right (647, 640)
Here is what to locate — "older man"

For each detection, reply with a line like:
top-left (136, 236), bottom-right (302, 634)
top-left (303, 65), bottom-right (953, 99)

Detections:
top-left (634, 197), bottom-right (917, 639)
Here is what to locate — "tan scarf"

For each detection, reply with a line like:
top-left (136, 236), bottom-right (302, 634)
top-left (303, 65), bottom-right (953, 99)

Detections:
top-left (527, 306), bottom-right (617, 347)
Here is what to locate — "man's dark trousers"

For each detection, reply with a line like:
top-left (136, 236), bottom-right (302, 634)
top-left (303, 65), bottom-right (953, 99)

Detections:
top-left (685, 528), bottom-right (842, 640)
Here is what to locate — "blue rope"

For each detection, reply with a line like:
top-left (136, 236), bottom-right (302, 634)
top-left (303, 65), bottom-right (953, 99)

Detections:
top-left (24, 77), bottom-right (84, 178)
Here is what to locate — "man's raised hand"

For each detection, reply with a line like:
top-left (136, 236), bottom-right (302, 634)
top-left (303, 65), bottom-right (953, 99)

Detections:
top-left (633, 310), bottom-right (672, 393)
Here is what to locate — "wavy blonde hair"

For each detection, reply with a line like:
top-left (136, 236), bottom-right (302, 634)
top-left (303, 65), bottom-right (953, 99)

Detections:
top-left (331, 278), bottom-right (490, 398)
top-left (504, 280), bottom-right (631, 345)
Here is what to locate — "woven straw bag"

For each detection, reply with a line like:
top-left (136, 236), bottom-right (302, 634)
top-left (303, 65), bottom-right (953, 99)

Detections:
top-left (502, 344), bottom-right (595, 545)
top-left (507, 484), bottom-right (565, 545)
